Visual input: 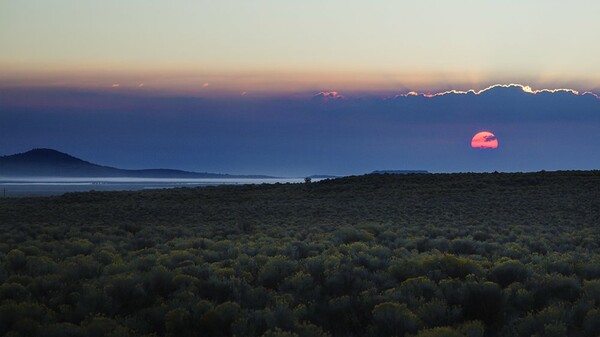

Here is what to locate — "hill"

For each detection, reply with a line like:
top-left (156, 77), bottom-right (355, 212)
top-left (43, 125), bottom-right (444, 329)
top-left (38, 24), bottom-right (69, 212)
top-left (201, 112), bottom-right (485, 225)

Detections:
top-left (371, 170), bottom-right (429, 174)
top-left (0, 148), bottom-right (275, 178)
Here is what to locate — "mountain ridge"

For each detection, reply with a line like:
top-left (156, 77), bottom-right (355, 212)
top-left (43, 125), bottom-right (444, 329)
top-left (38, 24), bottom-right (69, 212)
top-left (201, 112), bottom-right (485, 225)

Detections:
top-left (0, 148), bottom-right (276, 178)
top-left (371, 170), bottom-right (429, 174)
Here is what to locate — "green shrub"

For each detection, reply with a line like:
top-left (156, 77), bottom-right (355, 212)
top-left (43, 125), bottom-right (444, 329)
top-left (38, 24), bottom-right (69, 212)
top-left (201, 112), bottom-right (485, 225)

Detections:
top-left (462, 281), bottom-right (504, 325)
top-left (259, 256), bottom-right (298, 289)
top-left (489, 260), bottom-right (530, 287)
top-left (367, 302), bottom-right (418, 337)
top-left (583, 309), bottom-right (600, 337)
top-left (165, 308), bottom-right (192, 337)
top-left (414, 326), bottom-right (463, 337)
top-left (6, 249), bottom-right (26, 272)
top-left (262, 328), bottom-right (299, 337)
top-left (458, 321), bottom-right (484, 337)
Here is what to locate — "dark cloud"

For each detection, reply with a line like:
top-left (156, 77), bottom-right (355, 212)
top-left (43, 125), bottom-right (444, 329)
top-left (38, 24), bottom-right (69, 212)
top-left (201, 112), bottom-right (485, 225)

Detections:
top-left (1, 86), bottom-right (599, 176)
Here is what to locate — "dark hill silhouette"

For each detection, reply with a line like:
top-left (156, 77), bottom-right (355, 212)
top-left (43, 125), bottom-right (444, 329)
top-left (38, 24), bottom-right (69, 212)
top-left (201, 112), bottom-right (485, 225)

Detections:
top-left (0, 149), bottom-right (275, 178)
top-left (372, 170), bottom-right (429, 174)
top-left (307, 174), bottom-right (338, 179)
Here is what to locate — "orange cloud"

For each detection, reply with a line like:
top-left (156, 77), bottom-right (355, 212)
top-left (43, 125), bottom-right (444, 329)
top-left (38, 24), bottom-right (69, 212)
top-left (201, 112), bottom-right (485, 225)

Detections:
top-left (314, 91), bottom-right (344, 100)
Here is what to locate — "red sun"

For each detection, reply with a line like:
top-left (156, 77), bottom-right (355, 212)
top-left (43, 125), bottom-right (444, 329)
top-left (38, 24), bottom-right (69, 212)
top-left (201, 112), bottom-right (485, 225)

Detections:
top-left (471, 131), bottom-right (498, 149)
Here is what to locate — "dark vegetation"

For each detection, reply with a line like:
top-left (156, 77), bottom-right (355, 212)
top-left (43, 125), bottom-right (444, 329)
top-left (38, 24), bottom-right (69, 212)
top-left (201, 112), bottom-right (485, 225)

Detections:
top-left (0, 171), bottom-right (599, 337)
top-left (371, 170), bottom-right (429, 174)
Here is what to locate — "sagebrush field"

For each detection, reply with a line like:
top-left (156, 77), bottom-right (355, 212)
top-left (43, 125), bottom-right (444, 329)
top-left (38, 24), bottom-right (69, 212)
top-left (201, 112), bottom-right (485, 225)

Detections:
top-left (1, 171), bottom-right (600, 337)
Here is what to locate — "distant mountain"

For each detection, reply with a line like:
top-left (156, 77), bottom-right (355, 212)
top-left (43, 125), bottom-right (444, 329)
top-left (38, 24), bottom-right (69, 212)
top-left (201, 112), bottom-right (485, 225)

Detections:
top-left (0, 149), bottom-right (276, 178)
top-left (372, 170), bottom-right (429, 174)
top-left (307, 174), bottom-right (338, 179)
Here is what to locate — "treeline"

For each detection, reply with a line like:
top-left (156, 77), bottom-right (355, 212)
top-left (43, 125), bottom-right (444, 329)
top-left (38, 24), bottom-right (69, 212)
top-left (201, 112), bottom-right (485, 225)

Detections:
top-left (0, 171), bottom-right (599, 336)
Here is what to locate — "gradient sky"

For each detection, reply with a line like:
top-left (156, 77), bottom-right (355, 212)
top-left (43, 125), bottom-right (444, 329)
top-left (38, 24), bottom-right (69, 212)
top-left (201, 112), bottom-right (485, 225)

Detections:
top-left (2, 1), bottom-right (600, 93)
top-left (1, 2), bottom-right (599, 175)
top-left (1, 85), bottom-right (599, 176)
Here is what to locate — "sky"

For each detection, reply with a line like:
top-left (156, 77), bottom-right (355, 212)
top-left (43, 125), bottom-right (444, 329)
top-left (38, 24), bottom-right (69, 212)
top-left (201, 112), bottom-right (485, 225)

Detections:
top-left (1, 1), bottom-right (599, 175)
top-left (2, 1), bottom-right (600, 93)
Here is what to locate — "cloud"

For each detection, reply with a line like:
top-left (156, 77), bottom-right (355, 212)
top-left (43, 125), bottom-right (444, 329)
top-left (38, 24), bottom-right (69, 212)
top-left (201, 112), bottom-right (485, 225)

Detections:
top-left (313, 91), bottom-right (344, 100)
top-left (394, 83), bottom-right (592, 99)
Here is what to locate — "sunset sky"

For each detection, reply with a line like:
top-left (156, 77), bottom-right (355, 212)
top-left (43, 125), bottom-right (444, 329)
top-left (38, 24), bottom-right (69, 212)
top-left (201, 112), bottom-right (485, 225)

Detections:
top-left (2, 1), bottom-right (600, 94)
top-left (1, 1), bottom-right (599, 175)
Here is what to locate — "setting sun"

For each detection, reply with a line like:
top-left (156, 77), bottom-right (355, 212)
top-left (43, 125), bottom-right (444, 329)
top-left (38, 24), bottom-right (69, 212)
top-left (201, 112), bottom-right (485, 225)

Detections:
top-left (471, 131), bottom-right (498, 149)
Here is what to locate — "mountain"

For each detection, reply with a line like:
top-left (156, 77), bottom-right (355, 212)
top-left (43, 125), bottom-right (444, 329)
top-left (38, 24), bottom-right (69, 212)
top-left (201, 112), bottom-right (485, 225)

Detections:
top-left (307, 174), bottom-right (338, 179)
top-left (371, 170), bottom-right (429, 174)
top-left (0, 149), bottom-right (275, 178)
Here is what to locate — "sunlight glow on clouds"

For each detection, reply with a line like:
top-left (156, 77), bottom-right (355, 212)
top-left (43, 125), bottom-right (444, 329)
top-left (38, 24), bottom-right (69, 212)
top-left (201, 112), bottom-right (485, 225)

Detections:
top-left (395, 84), bottom-right (600, 100)
top-left (314, 91), bottom-right (344, 100)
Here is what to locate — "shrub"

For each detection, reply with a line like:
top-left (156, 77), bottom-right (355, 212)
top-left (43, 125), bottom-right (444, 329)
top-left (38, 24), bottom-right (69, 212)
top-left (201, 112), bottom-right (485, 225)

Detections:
top-left (414, 326), bottom-right (463, 337)
top-left (367, 302), bottom-right (418, 337)
top-left (259, 256), bottom-right (298, 289)
top-left (439, 254), bottom-right (482, 279)
top-left (583, 279), bottom-right (600, 305)
top-left (295, 322), bottom-right (331, 337)
top-left (458, 321), bottom-right (485, 337)
top-left (83, 315), bottom-right (128, 337)
top-left (583, 309), bottom-right (600, 337)
top-left (0, 283), bottom-right (28, 301)
top-left (533, 274), bottom-right (581, 308)
top-left (462, 281), bottom-right (505, 326)
top-left (334, 228), bottom-right (374, 244)
top-left (6, 249), bottom-right (26, 272)
top-left (200, 302), bottom-right (241, 337)
top-left (488, 260), bottom-right (530, 287)
top-left (165, 308), bottom-right (192, 337)
top-left (398, 276), bottom-right (440, 303)
top-left (262, 328), bottom-right (299, 337)
top-left (415, 299), bottom-right (452, 328)
top-left (25, 256), bottom-right (57, 276)
top-left (266, 305), bottom-right (297, 331)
